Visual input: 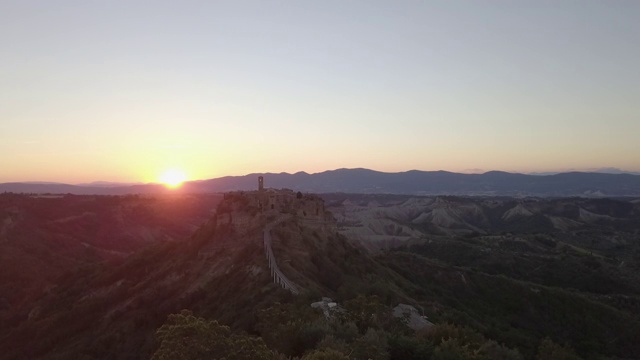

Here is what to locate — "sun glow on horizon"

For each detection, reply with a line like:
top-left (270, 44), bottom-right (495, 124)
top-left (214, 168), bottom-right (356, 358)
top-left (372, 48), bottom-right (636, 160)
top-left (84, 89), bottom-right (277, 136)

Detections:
top-left (159, 169), bottom-right (187, 188)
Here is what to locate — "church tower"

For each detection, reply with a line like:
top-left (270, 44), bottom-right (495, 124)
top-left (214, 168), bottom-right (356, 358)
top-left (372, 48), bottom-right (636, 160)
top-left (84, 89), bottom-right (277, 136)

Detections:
top-left (258, 176), bottom-right (264, 191)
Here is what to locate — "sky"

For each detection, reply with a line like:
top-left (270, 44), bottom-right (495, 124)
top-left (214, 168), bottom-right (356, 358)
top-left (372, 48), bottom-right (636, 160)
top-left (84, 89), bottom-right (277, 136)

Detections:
top-left (1, 1), bottom-right (639, 183)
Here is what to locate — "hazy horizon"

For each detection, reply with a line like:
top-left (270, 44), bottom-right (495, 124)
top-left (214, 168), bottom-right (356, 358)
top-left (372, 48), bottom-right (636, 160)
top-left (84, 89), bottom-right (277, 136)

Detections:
top-left (3, 166), bottom-right (640, 185)
top-left (2, 1), bottom-right (639, 183)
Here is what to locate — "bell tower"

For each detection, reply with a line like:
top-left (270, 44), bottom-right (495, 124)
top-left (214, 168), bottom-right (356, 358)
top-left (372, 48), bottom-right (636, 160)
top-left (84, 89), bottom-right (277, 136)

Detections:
top-left (258, 176), bottom-right (264, 191)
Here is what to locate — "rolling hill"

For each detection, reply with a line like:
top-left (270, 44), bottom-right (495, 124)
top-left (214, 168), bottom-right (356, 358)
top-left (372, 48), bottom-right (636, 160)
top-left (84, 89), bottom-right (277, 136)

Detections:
top-left (3, 169), bottom-right (640, 196)
top-left (1, 191), bottom-right (639, 359)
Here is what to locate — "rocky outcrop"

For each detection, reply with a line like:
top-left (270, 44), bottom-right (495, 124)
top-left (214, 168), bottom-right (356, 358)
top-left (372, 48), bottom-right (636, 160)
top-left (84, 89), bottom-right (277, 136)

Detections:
top-left (392, 304), bottom-right (434, 331)
top-left (311, 297), bottom-right (343, 319)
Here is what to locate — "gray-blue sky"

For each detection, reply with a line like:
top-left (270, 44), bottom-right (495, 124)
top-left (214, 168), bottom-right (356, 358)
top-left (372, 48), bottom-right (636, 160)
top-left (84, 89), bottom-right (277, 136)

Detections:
top-left (1, 1), bottom-right (638, 182)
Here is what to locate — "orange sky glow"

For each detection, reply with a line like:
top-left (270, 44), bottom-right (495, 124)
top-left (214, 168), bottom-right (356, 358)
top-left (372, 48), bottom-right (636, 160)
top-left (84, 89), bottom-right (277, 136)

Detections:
top-left (1, 2), bottom-right (639, 184)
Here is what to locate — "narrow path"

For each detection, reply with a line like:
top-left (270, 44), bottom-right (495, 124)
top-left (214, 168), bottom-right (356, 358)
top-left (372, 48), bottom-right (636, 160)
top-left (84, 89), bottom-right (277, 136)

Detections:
top-left (264, 218), bottom-right (300, 295)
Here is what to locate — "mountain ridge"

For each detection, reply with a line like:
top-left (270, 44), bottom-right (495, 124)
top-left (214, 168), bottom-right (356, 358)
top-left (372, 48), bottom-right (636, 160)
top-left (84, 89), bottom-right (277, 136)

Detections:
top-left (2, 169), bottom-right (640, 196)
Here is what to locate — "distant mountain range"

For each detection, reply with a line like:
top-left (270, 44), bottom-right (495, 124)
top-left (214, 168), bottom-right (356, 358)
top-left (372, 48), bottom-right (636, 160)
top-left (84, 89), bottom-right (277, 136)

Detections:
top-left (528, 168), bottom-right (640, 176)
top-left (2, 168), bottom-right (640, 196)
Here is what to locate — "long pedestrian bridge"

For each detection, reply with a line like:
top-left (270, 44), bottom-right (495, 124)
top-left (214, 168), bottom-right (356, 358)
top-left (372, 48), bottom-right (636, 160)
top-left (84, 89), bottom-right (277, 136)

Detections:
top-left (263, 218), bottom-right (300, 295)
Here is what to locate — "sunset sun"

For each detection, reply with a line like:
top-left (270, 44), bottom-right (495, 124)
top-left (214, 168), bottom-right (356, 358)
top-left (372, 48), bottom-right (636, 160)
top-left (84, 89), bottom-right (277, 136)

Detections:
top-left (159, 169), bottom-right (187, 188)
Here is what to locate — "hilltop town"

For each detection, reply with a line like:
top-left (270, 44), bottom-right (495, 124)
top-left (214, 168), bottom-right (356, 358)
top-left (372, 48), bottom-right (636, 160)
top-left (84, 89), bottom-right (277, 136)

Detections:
top-left (214, 176), bottom-right (332, 232)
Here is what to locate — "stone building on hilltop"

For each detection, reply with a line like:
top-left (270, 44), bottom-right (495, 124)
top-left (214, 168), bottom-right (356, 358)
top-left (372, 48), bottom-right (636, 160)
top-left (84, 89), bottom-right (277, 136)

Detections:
top-left (217, 177), bottom-right (328, 230)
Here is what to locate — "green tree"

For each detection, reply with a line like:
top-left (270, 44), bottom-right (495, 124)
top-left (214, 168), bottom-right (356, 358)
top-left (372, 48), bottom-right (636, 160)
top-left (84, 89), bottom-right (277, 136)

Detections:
top-left (418, 323), bottom-right (485, 348)
top-left (256, 302), bottom-right (325, 357)
top-left (536, 338), bottom-right (582, 360)
top-left (351, 328), bottom-right (390, 360)
top-left (342, 295), bottom-right (393, 333)
top-left (225, 335), bottom-right (275, 360)
top-left (476, 340), bottom-right (523, 360)
top-left (433, 338), bottom-right (474, 360)
top-left (302, 348), bottom-right (350, 360)
top-left (388, 335), bottom-right (433, 360)
top-left (316, 335), bottom-right (352, 355)
top-left (151, 310), bottom-right (272, 360)
top-left (419, 323), bottom-right (522, 360)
